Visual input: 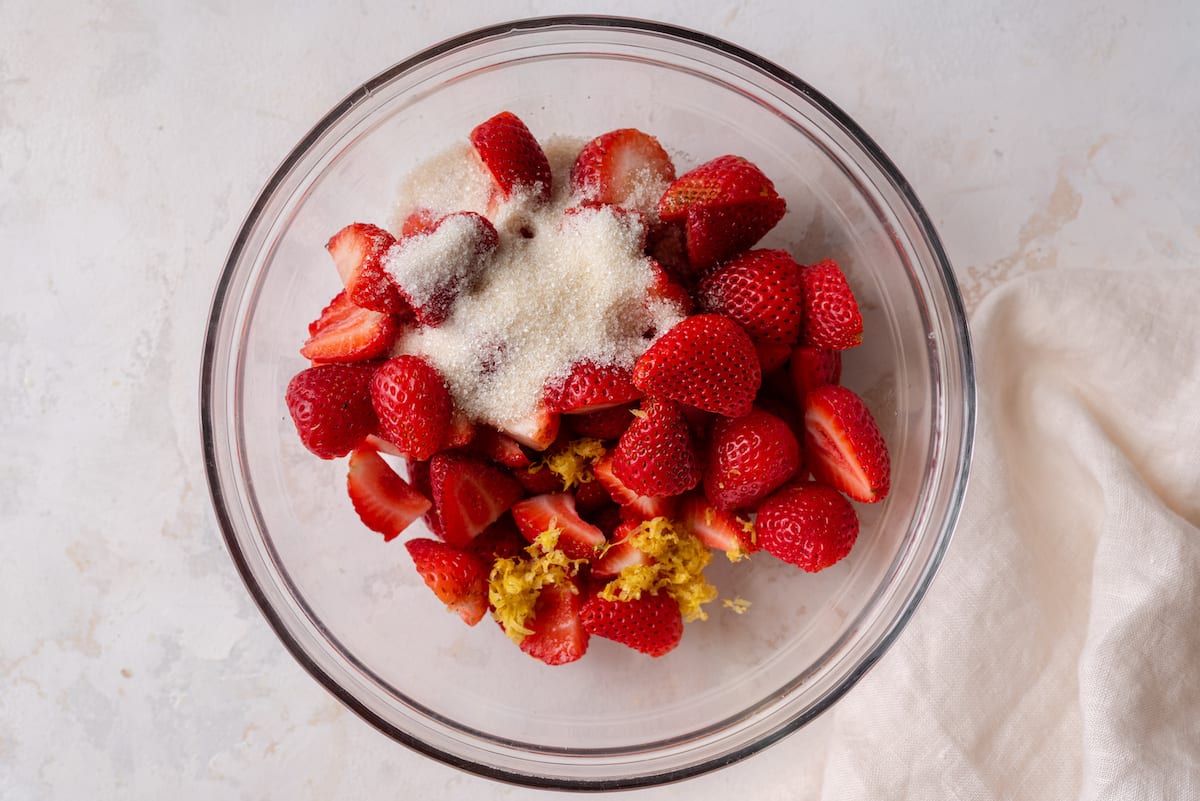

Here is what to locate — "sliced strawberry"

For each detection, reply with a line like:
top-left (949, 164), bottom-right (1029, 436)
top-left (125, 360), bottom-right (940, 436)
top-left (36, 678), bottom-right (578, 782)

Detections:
top-left (632, 314), bottom-right (761, 418)
top-left (301, 290), bottom-right (400, 364)
top-left (400, 208), bottom-right (438, 237)
top-left (285, 363), bottom-right (378, 459)
top-left (659, 155), bottom-right (779, 218)
top-left (790, 346), bottom-right (842, 398)
top-left (383, 212), bottom-right (498, 327)
top-left (467, 514), bottom-right (527, 561)
top-left (404, 538), bottom-right (489, 625)
top-left (370, 355), bottom-right (453, 460)
top-left (444, 407), bottom-right (477, 449)
top-left (570, 128), bottom-right (676, 210)
top-left (646, 258), bottom-right (694, 317)
top-left (574, 477), bottom-right (612, 513)
top-left (519, 579), bottom-right (589, 666)
top-left (580, 588), bottom-right (683, 657)
top-left (645, 219), bottom-right (693, 281)
top-left (593, 454), bottom-right (679, 521)
top-left (346, 446), bottom-right (431, 541)
top-left (696, 249), bottom-right (804, 345)
top-left (703, 408), bottom-right (801, 511)
top-left (591, 520), bottom-right (653, 578)
top-left (804, 384), bottom-right (890, 503)
top-left (565, 403), bottom-right (637, 440)
top-left (469, 111), bottom-right (552, 204)
top-left (511, 493), bottom-right (607, 561)
top-left (512, 463), bottom-right (563, 496)
top-left (499, 403), bottom-right (561, 451)
top-left (678, 492), bottom-right (758, 555)
top-left (756, 482), bottom-right (859, 572)
top-left (543, 361), bottom-right (643, 415)
top-left (471, 426), bottom-right (533, 468)
top-left (363, 433), bottom-right (405, 457)
top-left (429, 452), bottom-right (524, 548)
top-left (405, 457), bottom-right (443, 538)
top-left (326, 223), bottom-right (407, 314)
top-left (798, 260), bottom-right (863, 350)
top-left (610, 398), bottom-right (701, 497)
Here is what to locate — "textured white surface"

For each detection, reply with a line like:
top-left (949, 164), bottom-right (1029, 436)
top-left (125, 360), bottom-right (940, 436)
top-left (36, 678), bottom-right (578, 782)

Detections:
top-left (2, 1), bottom-right (1198, 798)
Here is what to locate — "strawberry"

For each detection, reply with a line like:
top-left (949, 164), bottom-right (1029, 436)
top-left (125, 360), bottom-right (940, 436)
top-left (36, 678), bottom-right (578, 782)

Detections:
top-left (790, 346), bottom-right (842, 398)
top-left (646, 258), bottom-right (694, 317)
top-left (518, 579), bottom-right (589, 666)
top-left (405, 457), bottom-right (443, 539)
top-left (591, 520), bottom-right (653, 578)
top-left (593, 454), bottom-right (679, 522)
top-left (678, 492), bottom-right (758, 556)
top-left (404, 537), bottom-right (489, 625)
top-left (471, 426), bottom-right (533, 468)
top-left (301, 291), bottom-right (400, 364)
top-left (400, 207), bottom-right (438, 237)
top-left (804, 384), bottom-right (890, 503)
top-left (574, 476), bottom-right (612, 512)
top-left (383, 212), bottom-right (498, 327)
top-left (756, 482), bottom-right (859, 572)
top-left (657, 155), bottom-right (786, 269)
top-left (611, 399), bottom-right (701, 497)
top-left (467, 514), bottom-right (527, 561)
top-left (645, 219), bottom-right (693, 281)
top-left (543, 361), bottom-right (642, 415)
top-left (346, 446), bottom-right (431, 541)
top-left (703, 408), bottom-right (801, 511)
top-left (565, 403), bottom-right (637, 440)
top-left (499, 402), bottom-right (561, 451)
top-left (469, 111), bottom-right (552, 204)
top-left (696, 249), bottom-right (804, 345)
top-left (370, 355), bottom-right (452, 460)
top-left (632, 314), bottom-right (761, 418)
top-left (798, 260), bottom-right (863, 350)
top-left (285, 363), bottom-right (378, 459)
top-left (754, 340), bottom-right (792, 373)
top-left (326, 223), bottom-right (407, 314)
top-left (511, 493), bottom-right (606, 561)
top-left (512, 463), bottom-right (564, 496)
top-left (570, 128), bottom-right (676, 210)
top-left (580, 589), bottom-right (683, 657)
top-left (429, 452), bottom-right (524, 548)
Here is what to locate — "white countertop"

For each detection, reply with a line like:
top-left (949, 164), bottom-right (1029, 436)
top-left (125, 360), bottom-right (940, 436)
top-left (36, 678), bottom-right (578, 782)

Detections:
top-left (3, 2), bottom-right (1198, 798)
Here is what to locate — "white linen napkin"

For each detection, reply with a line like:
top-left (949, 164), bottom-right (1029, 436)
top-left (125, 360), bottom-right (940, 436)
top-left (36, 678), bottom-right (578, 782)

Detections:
top-left (815, 269), bottom-right (1200, 799)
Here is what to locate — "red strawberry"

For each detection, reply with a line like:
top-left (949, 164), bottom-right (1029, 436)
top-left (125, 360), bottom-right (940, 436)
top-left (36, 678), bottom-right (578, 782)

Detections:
top-left (756, 482), bottom-right (859, 572)
top-left (543, 361), bottom-right (643, 415)
top-left (632, 314), bottom-right (761, 418)
top-left (469, 111), bottom-right (552, 204)
top-left (703, 408), bottom-right (801, 511)
top-left (570, 128), bottom-right (676, 209)
top-left (591, 520), bottom-right (653, 578)
top-left (657, 156), bottom-right (786, 269)
top-left (405, 457), bottom-right (443, 538)
top-left (574, 477), bottom-right (612, 513)
top-left (472, 426), bottom-right (533, 468)
top-left (383, 212), bottom-right (498, 327)
top-left (467, 514), bottom-right (527, 561)
top-left (512, 463), bottom-right (564, 496)
top-left (326, 223), bottom-right (407, 314)
top-left (645, 219), bottom-right (692, 281)
top-left (790, 347), bottom-right (842, 398)
top-left (370, 356), bottom-right (452, 460)
top-left (346, 446), bottom-right (431, 541)
top-left (301, 291), bottom-right (400, 364)
top-left (678, 492), bottom-right (758, 555)
top-left (611, 399), bottom-right (701, 498)
top-left (400, 208), bottom-right (438, 237)
top-left (697, 250), bottom-right (804, 345)
top-left (593, 454), bottom-right (679, 522)
top-left (444, 408), bottom-right (477, 449)
top-left (511, 493), bottom-right (606, 561)
top-left (404, 538), bottom-right (489, 625)
top-left (754, 340), bottom-right (792, 373)
top-left (580, 589), bottom-right (683, 657)
top-left (285, 363), bottom-right (378, 459)
top-left (799, 260), bottom-right (863, 350)
top-left (519, 579), bottom-right (589, 666)
top-left (429, 452), bottom-right (524, 548)
top-left (499, 403), bottom-right (561, 451)
top-left (565, 403), bottom-right (637, 440)
top-left (804, 385), bottom-right (890, 503)
top-left (646, 258), bottom-right (694, 316)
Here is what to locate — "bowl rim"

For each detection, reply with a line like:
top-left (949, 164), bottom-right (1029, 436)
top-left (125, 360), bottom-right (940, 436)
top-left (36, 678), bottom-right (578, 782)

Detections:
top-left (201, 14), bottom-right (976, 790)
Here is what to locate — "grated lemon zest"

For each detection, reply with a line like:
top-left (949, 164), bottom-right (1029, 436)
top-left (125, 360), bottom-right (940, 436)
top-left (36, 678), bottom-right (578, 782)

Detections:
top-left (599, 517), bottom-right (718, 621)
top-left (723, 597), bottom-right (752, 615)
top-left (488, 528), bottom-right (584, 644)
top-left (540, 438), bottom-right (606, 489)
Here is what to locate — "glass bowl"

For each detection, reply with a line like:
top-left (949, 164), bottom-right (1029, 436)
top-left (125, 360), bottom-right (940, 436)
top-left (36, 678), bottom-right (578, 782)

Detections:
top-left (201, 16), bottom-right (974, 790)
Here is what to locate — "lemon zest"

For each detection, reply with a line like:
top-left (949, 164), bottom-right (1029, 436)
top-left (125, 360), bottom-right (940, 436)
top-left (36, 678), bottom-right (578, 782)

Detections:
top-left (488, 528), bottom-right (585, 644)
top-left (723, 597), bottom-right (752, 615)
top-left (539, 438), bottom-right (607, 490)
top-left (599, 516), bottom-right (718, 621)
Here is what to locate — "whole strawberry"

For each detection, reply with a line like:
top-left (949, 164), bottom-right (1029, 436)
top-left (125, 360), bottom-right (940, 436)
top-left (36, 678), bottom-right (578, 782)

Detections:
top-left (370, 355), bottom-right (453, 460)
top-left (580, 589), bottom-right (683, 657)
top-left (799, 260), bottom-right (863, 350)
top-left (632, 314), bottom-right (761, 418)
top-left (405, 538), bottom-right (489, 625)
top-left (804, 384), bottom-right (890, 503)
top-left (703, 408), bottom-right (801, 511)
top-left (756, 482), bottom-right (859, 572)
top-left (285, 362), bottom-right (378, 458)
top-left (611, 398), bottom-right (701, 497)
top-left (696, 249), bottom-right (805, 345)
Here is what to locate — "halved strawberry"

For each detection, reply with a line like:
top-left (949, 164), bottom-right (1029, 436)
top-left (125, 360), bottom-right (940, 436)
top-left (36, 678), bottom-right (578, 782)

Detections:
top-left (499, 403), bottom-right (561, 451)
top-left (790, 346), bottom-right (842, 398)
top-left (285, 363), bottom-right (378, 459)
top-left (469, 111), bottom-right (552, 204)
top-left (301, 290), bottom-right (400, 364)
top-left (798, 260), bottom-right (863, 350)
top-left (404, 538), bottom-right (489, 625)
top-left (593, 454), bottom-right (679, 522)
top-left (471, 426), bottom-right (533, 468)
top-left (519, 579), bottom-right (589, 666)
top-left (370, 355), bottom-right (453, 460)
top-left (574, 477), bottom-right (612, 512)
top-left (632, 314), bottom-right (761, 418)
top-left (512, 463), bottom-right (563, 496)
top-left (400, 208), bottom-right (438, 237)
top-left (678, 492), bottom-right (758, 556)
top-left (326, 223), bottom-right (407, 314)
top-left (804, 384), bottom-right (890, 503)
top-left (580, 588), bottom-right (683, 658)
top-left (467, 514), bottom-right (527, 561)
top-left (645, 258), bottom-right (694, 317)
top-left (756, 482), bottom-right (859, 572)
top-left (591, 520), bottom-right (653, 578)
top-left (611, 398), bottom-right (701, 498)
top-left (564, 403), bottom-right (636, 440)
top-left (543, 361), bottom-right (643, 415)
top-left (696, 249), bottom-right (804, 345)
top-left (703, 407), bottom-right (801, 511)
top-left (405, 457), bottom-right (443, 539)
top-left (511, 493), bottom-right (607, 561)
top-left (429, 452), bottom-right (524, 548)
top-left (383, 212), bottom-right (498, 327)
top-left (570, 128), bottom-right (676, 210)
top-left (346, 446), bottom-right (431, 541)
top-left (445, 408), bottom-right (477, 449)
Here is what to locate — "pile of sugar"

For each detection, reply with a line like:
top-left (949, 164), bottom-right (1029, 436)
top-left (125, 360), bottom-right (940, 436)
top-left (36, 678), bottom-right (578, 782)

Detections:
top-left (389, 138), bottom-right (682, 428)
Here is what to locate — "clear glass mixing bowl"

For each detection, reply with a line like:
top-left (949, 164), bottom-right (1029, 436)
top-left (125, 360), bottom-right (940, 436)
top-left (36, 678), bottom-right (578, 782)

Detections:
top-left (201, 16), bottom-right (975, 790)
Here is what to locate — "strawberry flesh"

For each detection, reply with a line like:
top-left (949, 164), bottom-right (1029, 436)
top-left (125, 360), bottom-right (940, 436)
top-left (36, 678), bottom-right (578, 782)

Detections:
top-left (429, 452), bottom-right (524, 548)
top-left (519, 580), bottom-right (589, 666)
top-left (511, 493), bottom-right (606, 561)
top-left (326, 223), bottom-right (408, 314)
top-left (346, 446), bottom-right (431, 541)
top-left (804, 384), bottom-right (890, 503)
top-left (570, 128), bottom-right (676, 210)
top-left (543, 361), bottom-right (643, 415)
top-left (383, 212), bottom-right (498, 327)
top-left (301, 290), bottom-right (400, 364)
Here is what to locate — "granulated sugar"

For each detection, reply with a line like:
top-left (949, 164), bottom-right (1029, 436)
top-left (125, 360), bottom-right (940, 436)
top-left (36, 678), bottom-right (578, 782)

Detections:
top-left (383, 213), bottom-right (488, 308)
